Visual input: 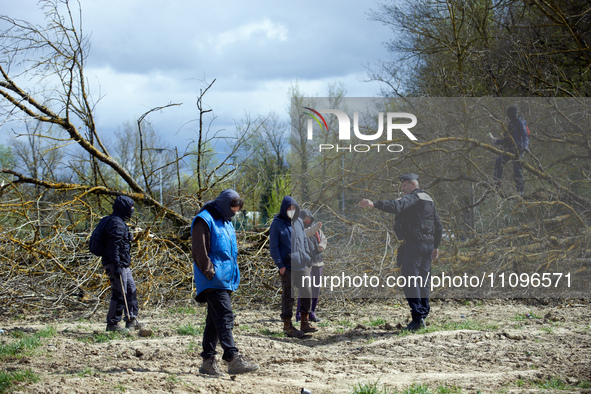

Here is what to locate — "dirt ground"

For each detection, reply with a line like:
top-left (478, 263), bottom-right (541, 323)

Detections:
top-left (1, 298), bottom-right (590, 393)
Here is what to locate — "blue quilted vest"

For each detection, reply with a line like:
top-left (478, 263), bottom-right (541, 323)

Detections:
top-left (191, 209), bottom-right (240, 296)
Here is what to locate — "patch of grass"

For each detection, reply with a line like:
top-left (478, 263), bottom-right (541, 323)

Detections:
top-left (351, 379), bottom-right (392, 394)
top-left (428, 320), bottom-right (496, 332)
top-left (167, 374), bottom-right (180, 383)
top-left (77, 330), bottom-right (130, 344)
top-left (0, 369), bottom-right (40, 393)
top-left (176, 323), bottom-right (204, 336)
top-left (167, 306), bottom-right (198, 315)
top-left (435, 383), bottom-right (462, 393)
top-left (185, 340), bottom-right (199, 354)
top-left (37, 326), bottom-right (57, 338)
top-left (77, 366), bottom-right (94, 377)
top-left (0, 335), bottom-right (41, 359)
top-left (337, 319), bottom-right (354, 328)
top-left (259, 328), bottom-right (285, 338)
top-left (512, 377), bottom-right (591, 391)
top-left (0, 327), bottom-right (55, 360)
top-left (401, 383), bottom-right (432, 394)
top-left (395, 319), bottom-right (497, 337)
top-left (237, 324), bottom-right (253, 332)
top-left (513, 311), bottom-right (541, 322)
top-left (367, 317), bottom-right (386, 327)
top-left (115, 382), bottom-right (127, 392)
top-left (532, 377), bottom-right (570, 390)
top-left (540, 326), bottom-right (553, 334)
top-left (318, 320), bottom-right (331, 328)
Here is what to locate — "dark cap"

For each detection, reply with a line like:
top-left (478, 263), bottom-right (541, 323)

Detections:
top-left (399, 173), bottom-right (419, 182)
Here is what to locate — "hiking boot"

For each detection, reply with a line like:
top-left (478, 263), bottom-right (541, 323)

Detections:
top-left (419, 318), bottom-right (426, 329)
top-left (106, 324), bottom-right (128, 333)
top-left (125, 318), bottom-right (146, 330)
top-left (300, 313), bottom-right (318, 333)
top-left (282, 318), bottom-right (305, 338)
top-left (403, 318), bottom-right (425, 332)
top-left (199, 356), bottom-right (226, 377)
top-left (309, 312), bottom-right (321, 323)
top-left (227, 353), bottom-right (259, 375)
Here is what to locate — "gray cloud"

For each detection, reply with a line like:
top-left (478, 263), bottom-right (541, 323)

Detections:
top-left (2, 0), bottom-right (391, 149)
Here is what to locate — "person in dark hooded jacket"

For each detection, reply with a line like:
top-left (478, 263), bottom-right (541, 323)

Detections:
top-left (269, 196), bottom-right (318, 337)
top-left (191, 189), bottom-right (259, 376)
top-left (491, 106), bottom-right (529, 194)
top-left (103, 195), bottom-right (145, 332)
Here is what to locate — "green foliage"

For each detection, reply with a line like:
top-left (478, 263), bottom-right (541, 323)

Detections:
top-left (0, 144), bottom-right (15, 170)
top-left (263, 173), bottom-right (290, 220)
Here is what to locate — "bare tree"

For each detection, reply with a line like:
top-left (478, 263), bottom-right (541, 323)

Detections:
top-left (0, 0), bottom-right (192, 227)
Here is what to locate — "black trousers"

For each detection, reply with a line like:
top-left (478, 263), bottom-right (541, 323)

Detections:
top-left (494, 151), bottom-right (524, 193)
top-left (280, 267), bottom-right (312, 320)
top-left (400, 243), bottom-right (432, 321)
top-left (201, 289), bottom-right (239, 361)
top-left (106, 266), bottom-right (138, 326)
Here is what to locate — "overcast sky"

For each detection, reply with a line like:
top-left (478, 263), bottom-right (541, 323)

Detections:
top-left (1, 0), bottom-right (392, 152)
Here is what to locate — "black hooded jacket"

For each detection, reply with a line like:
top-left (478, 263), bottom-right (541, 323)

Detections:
top-left (102, 196), bottom-right (134, 268)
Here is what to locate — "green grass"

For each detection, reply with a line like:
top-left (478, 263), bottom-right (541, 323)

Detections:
top-left (176, 323), bottom-right (204, 336)
top-left (0, 327), bottom-right (56, 360)
top-left (513, 311), bottom-right (541, 322)
top-left (185, 340), bottom-right (199, 354)
top-left (77, 366), bottom-right (94, 377)
top-left (337, 319), bottom-right (354, 328)
top-left (351, 379), bottom-right (392, 394)
top-left (167, 306), bottom-right (198, 315)
top-left (0, 369), bottom-right (40, 393)
top-left (507, 377), bottom-right (591, 391)
top-left (434, 383), bottom-right (462, 393)
top-left (367, 317), bottom-right (387, 327)
top-left (77, 330), bottom-right (130, 344)
top-left (396, 319), bottom-right (497, 336)
top-left (532, 377), bottom-right (571, 390)
top-left (540, 326), bottom-right (553, 334)
top-left (259, 328), bottom-right (286, 338)
top-left (350, 381), bottom-right (453, 394)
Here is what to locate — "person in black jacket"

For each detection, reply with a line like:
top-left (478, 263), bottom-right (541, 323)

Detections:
top-left (491, 106), bottom-right (530, 194)
top-left (103, 196), bottom-right (145, 332)
top-left (360, 173), bottom-right (442, 331)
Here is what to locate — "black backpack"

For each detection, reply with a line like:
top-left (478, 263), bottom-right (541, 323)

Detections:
top-left (89, 216), bottom-right (112, 256)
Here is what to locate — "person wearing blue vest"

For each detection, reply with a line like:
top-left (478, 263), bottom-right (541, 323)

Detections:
top-left (191, 189), bottom-right (259, 376)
